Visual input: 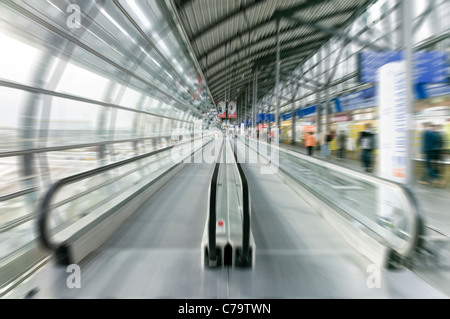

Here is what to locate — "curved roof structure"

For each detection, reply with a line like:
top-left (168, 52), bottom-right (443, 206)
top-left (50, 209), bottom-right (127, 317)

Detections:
top-left (168, 0), bottom-right (376, 107)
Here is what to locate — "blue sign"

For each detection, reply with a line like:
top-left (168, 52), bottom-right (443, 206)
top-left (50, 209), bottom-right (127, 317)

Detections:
top-left (265, 113), bottom-right (275, 122)
top-left (257, 113), bottom-right (276, 123)
top-left (284, 80), bottom-right (449, 122)
top-left (358, 51), bottom-right (448, 84)
top-left (281, 113), bottom-right (292, 121)
top-left (416, 83), bottom-right (450, 99)
top-left (256, 113), bottom-right (264, 123)
top-left (332, 98), bottom-right (342, 113)
top-left (336, 87), bottom-right (377, 112)
top-left (301, 105), bottom-right (316, 117)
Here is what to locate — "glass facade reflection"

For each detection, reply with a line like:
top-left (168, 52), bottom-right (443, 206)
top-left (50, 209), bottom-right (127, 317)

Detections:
top-left (0, 0), bottom-right (211, 289)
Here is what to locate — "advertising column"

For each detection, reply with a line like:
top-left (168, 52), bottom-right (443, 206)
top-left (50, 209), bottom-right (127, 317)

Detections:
top-left (377, 61), bottom-right (410, 229)
top-left (378, 61), bottom-right (409, 184)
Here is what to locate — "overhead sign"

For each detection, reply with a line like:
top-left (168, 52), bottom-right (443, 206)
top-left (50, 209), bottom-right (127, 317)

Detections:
top-left (217, 101), bottom-right (227, 118)
top-left (416, 83), bottom-right (450, 99)
top-left (331, 98), bottom-right (342, 113)
top-left (228, 101), bottom-right (237, 118)
top-left (281, 113), bottom-right (292, 121)
top-left (298, 105), bottom-right (316, 118)
top-left (265, 113), bottom-right (275, 122)
top-left (256, 113), bottom-right (275, 123)
top-left (358, 50), bottom-right (448, 84)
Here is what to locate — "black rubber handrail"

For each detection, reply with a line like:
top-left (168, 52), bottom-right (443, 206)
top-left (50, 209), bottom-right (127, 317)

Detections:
top-left (0, 134), bottom-right (174, 158)
top-left (232, 138), bottom-right (251, 267)
top-left (208, 138), bottom-right (224, 265)
top-left (398, 185), bottom-right (425, 259)
top-left (38, 136), bottom-right (207, 252)
top-left (0, 187), bottom-right (36, 202)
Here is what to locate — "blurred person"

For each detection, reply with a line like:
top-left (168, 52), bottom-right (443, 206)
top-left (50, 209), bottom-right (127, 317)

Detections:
top-left (337, 130), bottom-right (347, 160)
top-left (433, 124), bottom-right (446, 187)
top-left (269, 127), bottom-right (274, 143)
top-left (305, 131), bottom-right (316, 156)
top-left (319, 130), bottom-right (331, 159)
top-left (330, 130), bottom-right (336, 140)
top-left (431, 124), bottom-right (444, 187)
top-left (357, 123), bottom-right (376, 173)
top-left (329, 130), bottom-right (336, 157)
top-left (419, 122), bottom-right (440, 185)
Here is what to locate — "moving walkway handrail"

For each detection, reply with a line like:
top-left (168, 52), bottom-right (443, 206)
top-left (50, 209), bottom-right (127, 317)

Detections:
top-left (208, 138), bottom-right (224, 264)
top-left (284, 145), bottom-right (424, 259)
top-left (208, 137), bottom-right (251, 267)
top-left (38, 136), bottom-right (207, 252)
top-left (231, 139), bottom-right (251, 266)
top-left (245, 137), bottom-right (424, 260)
top-left (0, 187), bottom-right (37, 202)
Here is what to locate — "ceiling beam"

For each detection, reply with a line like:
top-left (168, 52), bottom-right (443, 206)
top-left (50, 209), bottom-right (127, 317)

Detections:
top-left (198, 7), bottom-right (354, 63)
top-left (206, 38), bottom-right (322, 85)
top-left (174, 0), bottom-right (195, 9)
top-left (208, 50), bottom-right (313, 98)
top-left (211, 56), bottom-right (314, 102)
top-left (273, 0), bottom-right (332, 18)
top-left (202, 28), bottom-right (331, 72)
top-left (285, 13), bottom-right (390, 52)
top-left (191, 0), bottom-right (266, 42)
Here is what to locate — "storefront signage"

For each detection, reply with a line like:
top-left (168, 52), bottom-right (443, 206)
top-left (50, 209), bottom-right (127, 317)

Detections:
top-left (332, 115), bottom-right (352, 122)
top-left (353, 113), bottom-right (373, 121)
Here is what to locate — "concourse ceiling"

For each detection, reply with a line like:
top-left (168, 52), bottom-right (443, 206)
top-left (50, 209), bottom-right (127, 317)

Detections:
top-left (169, 0), bottom-right (375, 110)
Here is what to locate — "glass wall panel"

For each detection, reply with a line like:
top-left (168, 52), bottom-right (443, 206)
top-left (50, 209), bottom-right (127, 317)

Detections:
top-left (0, 156), bottom-right (24, 198)
top-left (0, 31), bottom-right (42, 85)
top-left (439, 0), bottom-right (450, 30)
top-left (119, 87), bottom-right (143, 110)
top-left (47, 98), bottom-right (101, 146)
top-left (144, 114), bottom-right (159, 138)
top-left (115, 109), bottom-right (136, 140)
top-left (45, 148), bottom-right (99, 181)
top-left (0, 88), bottom-right (27, 152)
top-left (56, 63), bottom-right (110, 102)
top-left (110, 142), bottom-right (136, 161)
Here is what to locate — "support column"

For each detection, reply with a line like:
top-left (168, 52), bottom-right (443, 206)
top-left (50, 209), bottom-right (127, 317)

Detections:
top-left (325, 43), bottom-right (331, 134)
top-left (316, 50), bottom-right (323, 139)
top-left (402, 0), bottom-right (414, 188)
top-left (291, 84), bottom-right (300, 145)
top-left (252, 74), bottom-right (255, 137)
top-left (275, 17), bottom-right (281, 130)
top-left (316, 91), bottom-right (322, 137)
top-left (252, 71), bottom-right (259, 138)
